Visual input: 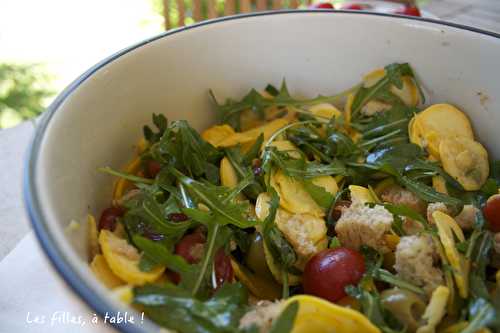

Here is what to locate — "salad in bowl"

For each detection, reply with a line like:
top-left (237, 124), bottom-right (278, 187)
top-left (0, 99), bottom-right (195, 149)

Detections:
top-left (88, 63), bottom-right (500, 333)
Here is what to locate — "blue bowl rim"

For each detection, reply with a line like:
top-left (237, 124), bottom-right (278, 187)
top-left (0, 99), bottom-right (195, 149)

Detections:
top-left (23, 9), bottom-right (500, 333)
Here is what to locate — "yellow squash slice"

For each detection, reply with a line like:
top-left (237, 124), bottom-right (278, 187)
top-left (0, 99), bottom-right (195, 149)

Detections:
top-left (201, 124), bottom-right (235, 146)
top-left (416, 286), bottom-right (450, 333)
top-left (88, 214), bottom-right (100, 260)
top-left (270, 170), bottom-right (323, 217)
top-left (439, 136), bottom-right (489, 191)
top-left (284, 295), bottom-right (381, 333)
top-left (220, 157), bottom-right (239, 188)
top-left (99, 230), bottom-right (165, 286)
top-left (433, 211), bottom-right (469, 298)
top-left (217, 118), bottom-right (289, 148)
top-left (268, 140), bottom-right (302, 159)
top-left (363, 68), bottom-right (420, 106)
top-left (113, 156), bottom-right (142, 200)
top-left (349, 185), bottom-right (375, 204)
top-left (309, 103), bottom-right (342, 119)
top-left (112, 285), bottom-right (134, 305)
top-left (409, 104), bottom-right (474, 159)
top-left (432, 176), bottom-right (448, 194)
top-left (90, 254), bottom-right (124, 288)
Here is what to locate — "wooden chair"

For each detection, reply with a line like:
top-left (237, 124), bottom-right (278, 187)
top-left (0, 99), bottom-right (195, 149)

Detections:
top-left (161, 0), bottom-right (311, 29)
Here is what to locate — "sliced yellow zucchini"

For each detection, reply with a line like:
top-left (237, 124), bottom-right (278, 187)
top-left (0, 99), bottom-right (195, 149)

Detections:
top-left (113, 156), bottom-right (142, 201)
top-left (439, 136), bottom-right (489, 191)
top-left (270, 170), bottom-right (324, 217)
top-left (217, 118), bottom-right (289, 148)
top-left (309, 103), bottom-right (342, 119)
top-left (433, 211), bottom-right (469, 298)
top-left (268, 140), bottom-right (302, 159)
top-left (201, 124), bottom-right (235, 146)
top-left (90, 254), bottom-right (124, 288)
top-left (349, 185), bottom-right (375, 204)
top-left (99, 230), bottom-right (165, 286)
top-left (409, 104), bottom-right (474, 159)
top-left (285, 295), bottom-right (381, 333)
top-left (88, 214), bottom-right (100, 261)
top-left (416, 286), bottom-right (450, 333)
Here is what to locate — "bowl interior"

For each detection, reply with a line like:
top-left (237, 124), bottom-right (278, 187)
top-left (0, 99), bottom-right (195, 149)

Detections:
top-left (28, 11), bottom-right (500, 332)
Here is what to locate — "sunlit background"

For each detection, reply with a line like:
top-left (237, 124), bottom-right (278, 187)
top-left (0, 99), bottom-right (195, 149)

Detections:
top-left (0, 0), bottom-right (429, 129)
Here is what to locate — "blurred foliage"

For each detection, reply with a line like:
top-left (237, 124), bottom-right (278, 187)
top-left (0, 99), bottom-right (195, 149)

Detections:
top-left (152, 0), bottom-right (429, 30)
top-left (0, 63), bottom-right (54, 129)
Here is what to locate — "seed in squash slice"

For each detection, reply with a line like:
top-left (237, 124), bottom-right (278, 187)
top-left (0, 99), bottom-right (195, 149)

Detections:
top-left (409, 104), bottom-right (474, 159)
top-left (90, 254), bottom-right (124, 288)
top-left (283, 295), bottom-right (381, 333)
top-left (439, 136), bottom-right (489, 191)
top-left (433, 211), bottom-right (469, 298)
top-left (99, 230), bottom-right (165, 285)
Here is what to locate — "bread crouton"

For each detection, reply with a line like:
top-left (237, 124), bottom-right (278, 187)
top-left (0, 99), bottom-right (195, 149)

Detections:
top-left (335, 201), bottom-right (393, 253)
top-left (394, 235), bottom-right (444, 294)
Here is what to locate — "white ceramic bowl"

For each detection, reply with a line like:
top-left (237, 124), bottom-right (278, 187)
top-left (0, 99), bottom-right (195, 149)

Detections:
top-left (25, 10), bottom-right (500, 333)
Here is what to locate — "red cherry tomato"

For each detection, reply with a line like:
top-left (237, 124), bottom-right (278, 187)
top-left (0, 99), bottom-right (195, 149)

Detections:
top-left (303, 247), bottom-right (365, 302)
top-left (175, 232), bottom-right (206, 264)
top-left (343, 4), bottom-right (364, 10)
top-left (214, 248), bottom-right (234, 289)
top-left (395, 5), bottom-right (421, 17)
top-left (147, 160), bottom-right (162, 178)
top-left (98, 206), bottom-right (125, 231)
top-left (484, 194), bottom-right (500, 232)
top-left (312, 2), bottom-right (334, 9)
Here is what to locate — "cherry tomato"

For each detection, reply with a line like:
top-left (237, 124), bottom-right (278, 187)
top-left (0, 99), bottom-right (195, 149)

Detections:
top-left (146, 160), bottom-right (162, 178)
top-left (484, 194), bottom-right (500, 232)
top-left (303, 247), bottom-right (365, 302)
top-left (312, 2), bottom-right (334, 9)
top-left (98, 206), bottom-right (125, 231)
top-left (343, 4), bottom-right (364, 10)
top-left (395, 5), bottom-right (421, 17)
top-left (214, 248), bottom-right (234, 289)
top-left (174, 232), bottom-right (206, 264)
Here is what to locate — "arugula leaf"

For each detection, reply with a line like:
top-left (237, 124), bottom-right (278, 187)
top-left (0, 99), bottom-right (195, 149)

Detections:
top-left (98, 166), bottom-right (154, 184)
top-left (134, 282), bottom-right (249, 333)
top-left (262, 147), bottom-right (347, 179)
top-left (268, 301), bottom-right (299, 333)
top-left (143, 113), bottom-right (168, 143)
top-left (211, 80), bottom-right (353, 129)
top-left (302, 179), bottom-right (335, 209)
top-left (171, 168), bottom-right (256, 229)
top-left (260, 189), bottom-right (298, 296)
top-left (380, 203), bottom-right (430, 231)
top-left (346, 286), bottom-right (405, 333)
top-left (133, 235), bottom-right (199, 289)
top-left (225, 146), bottom-right (264, 200)
top-left (151, 120), bottom-right (222, 181)
top-left (351, 63), bottom-right (422, 118)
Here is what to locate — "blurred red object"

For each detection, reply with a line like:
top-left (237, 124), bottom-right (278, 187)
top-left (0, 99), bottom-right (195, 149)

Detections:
top-left (395, 5), bottom-right (421, 16)
top-left (311, 2), bottom-right (334, 9)
top-left (342, 4), bottom-right (367, 10)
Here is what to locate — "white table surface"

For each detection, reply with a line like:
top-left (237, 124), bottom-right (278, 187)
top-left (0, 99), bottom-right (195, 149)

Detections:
top-left (1, 2), bottom-right (499, 332)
